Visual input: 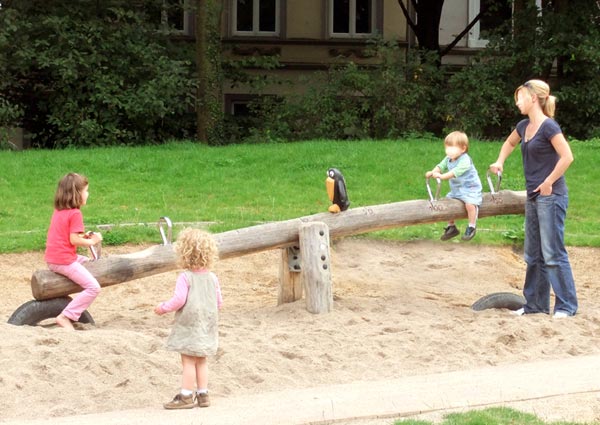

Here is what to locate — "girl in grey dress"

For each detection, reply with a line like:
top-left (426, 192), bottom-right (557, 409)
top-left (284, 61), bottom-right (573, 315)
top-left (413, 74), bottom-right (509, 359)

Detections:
top-left (154, 228), bottom-right (222, 409)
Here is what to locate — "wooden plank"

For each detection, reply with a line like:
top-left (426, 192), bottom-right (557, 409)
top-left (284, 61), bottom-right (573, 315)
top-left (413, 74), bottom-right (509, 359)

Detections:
top-left (31, 190), bottom-right (526, 300)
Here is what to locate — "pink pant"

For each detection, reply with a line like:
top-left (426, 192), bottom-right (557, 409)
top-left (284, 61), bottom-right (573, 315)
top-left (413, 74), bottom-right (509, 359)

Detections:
top-left (48, 255), bottom-right (101, 321)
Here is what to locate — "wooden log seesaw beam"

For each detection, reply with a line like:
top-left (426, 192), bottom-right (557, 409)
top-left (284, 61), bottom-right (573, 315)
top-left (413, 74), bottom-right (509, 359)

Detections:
top-left (31, 190), bottom-right (526, 301)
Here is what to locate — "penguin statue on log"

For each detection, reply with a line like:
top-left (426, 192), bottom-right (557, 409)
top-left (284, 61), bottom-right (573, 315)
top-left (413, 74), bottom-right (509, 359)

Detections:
top-left (325, 168), bottom-right (350, 213)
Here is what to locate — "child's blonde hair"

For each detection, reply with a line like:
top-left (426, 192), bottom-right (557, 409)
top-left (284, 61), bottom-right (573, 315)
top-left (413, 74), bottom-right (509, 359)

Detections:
top-left (54, 173), bottom-right (89, 210)
top-left (175, 228), bottom-right (219, 270)
top-left (515, 79), bottom-right (556, 118)
top-left (444, 131), bottom-right (469, 152)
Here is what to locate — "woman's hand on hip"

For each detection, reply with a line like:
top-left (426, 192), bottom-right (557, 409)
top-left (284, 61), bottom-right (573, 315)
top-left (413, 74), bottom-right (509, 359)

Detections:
top-left (534, 180), bottom-right (553, 196)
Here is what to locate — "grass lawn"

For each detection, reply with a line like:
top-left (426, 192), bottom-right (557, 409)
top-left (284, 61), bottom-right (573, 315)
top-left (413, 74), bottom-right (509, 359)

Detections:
top-left (0, 137), bottom-right (599, 254)
top-left (393, 406), bottom-right (592, 424)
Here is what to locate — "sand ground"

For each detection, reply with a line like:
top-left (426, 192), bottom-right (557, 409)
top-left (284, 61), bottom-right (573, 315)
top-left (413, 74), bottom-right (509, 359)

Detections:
top-left (1, 238), bottom-right (599, 423)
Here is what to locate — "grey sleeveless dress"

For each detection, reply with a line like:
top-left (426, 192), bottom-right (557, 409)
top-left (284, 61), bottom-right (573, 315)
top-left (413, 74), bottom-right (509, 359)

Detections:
top-left (166, 271), bottom-right (219, 357)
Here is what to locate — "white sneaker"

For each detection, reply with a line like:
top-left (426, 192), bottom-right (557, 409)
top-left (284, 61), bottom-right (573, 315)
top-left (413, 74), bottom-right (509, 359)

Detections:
top-left (553, 311), bottom-right (569, 319)
top-left (512, 308), bottom-right (525, 316)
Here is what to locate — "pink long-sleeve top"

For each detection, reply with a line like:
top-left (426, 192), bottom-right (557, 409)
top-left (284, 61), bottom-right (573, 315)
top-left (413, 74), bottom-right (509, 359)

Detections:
top-left (157, 269), bottom-right (222, 315)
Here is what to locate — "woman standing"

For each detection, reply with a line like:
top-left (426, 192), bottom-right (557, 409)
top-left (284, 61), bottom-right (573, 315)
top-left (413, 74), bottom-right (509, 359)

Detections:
top-left (490, 79), bottom-right (577, 318)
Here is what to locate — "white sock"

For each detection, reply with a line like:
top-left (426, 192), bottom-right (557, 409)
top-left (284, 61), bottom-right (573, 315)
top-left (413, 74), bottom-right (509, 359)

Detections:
top-left (181, 389), bottom-right (193, 396)
top-left (196, 389), bottom-right (208, 394)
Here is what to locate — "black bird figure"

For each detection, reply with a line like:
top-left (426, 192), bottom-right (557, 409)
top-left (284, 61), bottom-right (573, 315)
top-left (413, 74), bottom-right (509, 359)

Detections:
top-left (325, 168), bottom-right (350, 213)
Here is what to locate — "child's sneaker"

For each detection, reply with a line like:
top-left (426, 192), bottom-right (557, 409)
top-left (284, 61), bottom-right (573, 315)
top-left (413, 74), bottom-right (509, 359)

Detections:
top-left (440, 225), bottom-right (459, 241)
top-left (461, 226), bottom-right (476, 241)
top-left (164, 393), bottom-right (195, 410)
top-left (197, 392), bottom-right (210, 408)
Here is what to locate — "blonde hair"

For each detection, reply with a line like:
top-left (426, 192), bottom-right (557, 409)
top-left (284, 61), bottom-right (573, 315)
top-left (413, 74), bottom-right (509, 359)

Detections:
top-left (174, 228), bottom-right (219, 270)
top-left (514, 79), bottom-right (556, 118)
top-left (54, 173), bottom-right (89, 210)
top-left (444, 131), bottom-right (469, 152)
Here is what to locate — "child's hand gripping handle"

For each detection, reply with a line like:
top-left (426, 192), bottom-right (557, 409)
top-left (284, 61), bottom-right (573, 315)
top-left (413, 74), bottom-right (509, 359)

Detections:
top-left (84, 231), bottom-right (102, 260)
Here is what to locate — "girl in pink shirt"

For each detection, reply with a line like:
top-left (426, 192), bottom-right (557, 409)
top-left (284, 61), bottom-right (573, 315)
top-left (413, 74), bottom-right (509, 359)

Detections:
top-left (45, 173), bottom-right (103, 330)
top-left (155, 228), bottom-right (222, 410)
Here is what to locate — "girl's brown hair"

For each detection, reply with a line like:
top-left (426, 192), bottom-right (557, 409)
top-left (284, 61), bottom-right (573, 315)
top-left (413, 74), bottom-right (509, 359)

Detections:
top-left (175, 228), bottom-right (219, 270)
top-left (54, 173), bottom-right (89, 210)
top-left (515, 79), bottom-right (557, 118)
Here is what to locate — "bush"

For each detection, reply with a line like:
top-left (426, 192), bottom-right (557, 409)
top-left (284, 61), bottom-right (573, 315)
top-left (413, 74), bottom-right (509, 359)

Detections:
top-left (443, 58), bottom-right (519, 139)
top-left (445, 0), bottom-right (600, 140)
top-left (250, 42), bottom-right (444, 142)
top-left (0, 1), bottom-right (195, 147)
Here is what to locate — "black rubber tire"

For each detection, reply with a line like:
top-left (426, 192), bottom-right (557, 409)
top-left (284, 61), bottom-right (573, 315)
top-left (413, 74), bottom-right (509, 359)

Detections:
top-left (7, 297), bottom-right (95, 326)
top-left (471, 292), bottom-right (526, 311)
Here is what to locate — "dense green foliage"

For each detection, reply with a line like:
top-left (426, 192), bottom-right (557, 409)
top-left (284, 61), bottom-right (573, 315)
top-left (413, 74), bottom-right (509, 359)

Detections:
top-left (1, 1), bottom-right (600, 146)
top-left (244, 46), bottom-right (444, 142)
top-left (0, 0), bottom-right (195, 148)
top-left (1, 139), bottom-right (599, 254)
top-left (245, 1), bottom-right (600, 142)
top-left (447, 0), bottom-right (600, 140)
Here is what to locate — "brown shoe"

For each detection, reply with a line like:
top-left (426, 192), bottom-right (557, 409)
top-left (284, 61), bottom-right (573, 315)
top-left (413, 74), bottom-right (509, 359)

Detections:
top-left (440, 225), bottom-right (459, 241)
top-left (197, 392), bottom-right (210, 408)
top-left (164, 393), bottom-right (195, 410)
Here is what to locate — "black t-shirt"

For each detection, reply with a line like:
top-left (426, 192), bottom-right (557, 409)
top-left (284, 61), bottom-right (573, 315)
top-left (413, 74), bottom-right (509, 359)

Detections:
top-left (516, 118), bottom-right (568, 199)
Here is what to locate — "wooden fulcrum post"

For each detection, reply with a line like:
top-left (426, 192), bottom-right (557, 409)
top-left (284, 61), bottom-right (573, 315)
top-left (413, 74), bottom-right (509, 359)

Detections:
top-left (299, 222), bottom-right (332, 314)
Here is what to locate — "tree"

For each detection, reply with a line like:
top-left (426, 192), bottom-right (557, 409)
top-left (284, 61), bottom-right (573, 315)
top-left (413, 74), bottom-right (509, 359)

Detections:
top-left (0, 0), bottom-right (195, 147)
top-left (194, 0), bottom-right (223, 145)
top-left (396, 0), bottom-right (498, 63)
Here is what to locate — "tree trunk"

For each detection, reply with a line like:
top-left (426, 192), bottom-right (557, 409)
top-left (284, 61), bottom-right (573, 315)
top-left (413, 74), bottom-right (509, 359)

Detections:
top-left (196, 0), bottom-right (223, 144)
top-left (196, 0), bottom-right (209, 143)
top-left (414, 0), bottom-right (444, 55)
top-left (31, 190), bottom-right (526, 300)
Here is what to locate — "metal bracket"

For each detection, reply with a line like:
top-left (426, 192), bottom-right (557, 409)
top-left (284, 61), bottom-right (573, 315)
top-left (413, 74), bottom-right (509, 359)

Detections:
top-left (158, 216), bottom-right (173, 245)
top-left (287, 245), bottom-right (301, 272)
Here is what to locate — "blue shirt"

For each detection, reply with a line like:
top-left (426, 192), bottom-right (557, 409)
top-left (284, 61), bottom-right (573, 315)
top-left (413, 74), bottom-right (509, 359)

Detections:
top-left (516, 118), bottom-right (568, 199)
top-left (437, 153), bottom-right (483, 206)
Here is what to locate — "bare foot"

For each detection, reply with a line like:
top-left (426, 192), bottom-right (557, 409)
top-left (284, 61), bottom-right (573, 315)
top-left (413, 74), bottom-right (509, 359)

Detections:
top-left (55, 314), bottom-right (75, 330)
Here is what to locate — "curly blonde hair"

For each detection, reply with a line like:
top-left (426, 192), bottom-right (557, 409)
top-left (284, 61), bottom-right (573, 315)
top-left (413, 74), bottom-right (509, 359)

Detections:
top-left (174, 228), bottom-right (219, 270)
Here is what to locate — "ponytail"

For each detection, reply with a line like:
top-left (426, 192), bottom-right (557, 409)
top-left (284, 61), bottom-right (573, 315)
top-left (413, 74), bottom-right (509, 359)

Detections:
top-left (517, 79), bottom-right (556, 118)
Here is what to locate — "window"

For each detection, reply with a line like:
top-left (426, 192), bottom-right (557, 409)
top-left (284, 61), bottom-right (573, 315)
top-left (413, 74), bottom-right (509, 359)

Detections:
top-left (230, 100), bottom-right (252, 117)
top-left (468, 0), bottom-right (542, 47)
top-left (330, 0), bottom-right (376, 38)
top-left (233, 0), bottom-right (280, 36)
top-left (161, 0), bottom-right (192, 35)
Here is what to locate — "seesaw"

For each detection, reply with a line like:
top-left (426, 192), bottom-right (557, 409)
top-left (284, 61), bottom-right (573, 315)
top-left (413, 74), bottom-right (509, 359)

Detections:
top-left (8, 172), bottom-right (526, 326)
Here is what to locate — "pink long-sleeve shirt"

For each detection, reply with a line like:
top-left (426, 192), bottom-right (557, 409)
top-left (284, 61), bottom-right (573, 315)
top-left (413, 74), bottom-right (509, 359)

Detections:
top-left (157, 269), bottom-right (222, 315)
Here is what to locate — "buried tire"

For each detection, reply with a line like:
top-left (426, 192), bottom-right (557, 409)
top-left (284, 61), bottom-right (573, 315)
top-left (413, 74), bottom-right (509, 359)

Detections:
top-left (471, 292), bottom-right (526, 311)
top-left (7, 297), bottom-right (95, 326)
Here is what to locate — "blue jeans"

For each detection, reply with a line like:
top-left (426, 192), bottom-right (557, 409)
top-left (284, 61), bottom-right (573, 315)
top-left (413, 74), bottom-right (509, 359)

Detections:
top-left (523, 194), bottom-right (578, 315)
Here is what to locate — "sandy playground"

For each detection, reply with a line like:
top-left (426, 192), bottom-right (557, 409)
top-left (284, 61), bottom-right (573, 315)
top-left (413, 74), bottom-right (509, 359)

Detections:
top-left (1, 238), bottom-right (600, 424)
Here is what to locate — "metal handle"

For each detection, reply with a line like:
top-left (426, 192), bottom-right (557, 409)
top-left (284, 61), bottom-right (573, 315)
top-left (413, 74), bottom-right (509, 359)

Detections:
top-left (85, 231), bottom-right (101, 260)
top-left (158, 216), bottom-right (173, 245)
top-left (426, 177), bottom-right (442, 202)
top-left (89, 244), bottom-right (101, 261)
top-left (486, 170), bottom-right (502, 194)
